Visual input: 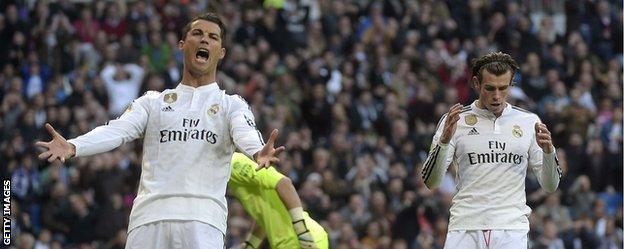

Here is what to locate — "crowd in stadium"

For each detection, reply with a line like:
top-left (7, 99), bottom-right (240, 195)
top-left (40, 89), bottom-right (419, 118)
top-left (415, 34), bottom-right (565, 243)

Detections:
top-left (1, 0), bottom-right (622, 248)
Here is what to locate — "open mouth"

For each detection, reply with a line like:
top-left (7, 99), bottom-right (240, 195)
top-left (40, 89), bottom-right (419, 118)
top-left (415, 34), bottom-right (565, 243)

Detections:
top-left (195, 49), bottom-right (210, 63)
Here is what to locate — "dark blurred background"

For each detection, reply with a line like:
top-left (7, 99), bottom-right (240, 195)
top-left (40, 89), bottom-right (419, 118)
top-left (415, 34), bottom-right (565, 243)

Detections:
top-left (0, 0), bottom-right (622, 248)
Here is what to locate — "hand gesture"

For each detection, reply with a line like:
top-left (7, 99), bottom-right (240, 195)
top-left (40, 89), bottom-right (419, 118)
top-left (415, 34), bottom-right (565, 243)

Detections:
top-left (35, 123), bottom-right (75, 163)
top-left (439, 103), bottom-right (463, 144)
top-left (255, 129), bottom-right (286, 170)
top-left (535, 123), bottom-right (553, 153)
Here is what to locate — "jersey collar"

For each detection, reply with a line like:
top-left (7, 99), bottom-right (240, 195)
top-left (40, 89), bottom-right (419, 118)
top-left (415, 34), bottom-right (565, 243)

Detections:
top-left (176, 82), bottom-right (220, 92)
top-left (470, 101), bottom-right (512, 118)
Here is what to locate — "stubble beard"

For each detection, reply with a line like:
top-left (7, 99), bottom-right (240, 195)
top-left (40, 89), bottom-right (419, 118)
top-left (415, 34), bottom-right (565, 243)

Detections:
top-left (187, 60), bottom-right (214, 77)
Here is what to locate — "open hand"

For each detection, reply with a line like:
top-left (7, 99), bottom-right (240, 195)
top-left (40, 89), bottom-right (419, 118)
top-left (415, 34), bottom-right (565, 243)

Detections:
top-left (35, 123), bottom-right (75, 163)
top-left (254, 129), bottom-right (286, 170)
top-left (440, 103), bottom-right (463, 144)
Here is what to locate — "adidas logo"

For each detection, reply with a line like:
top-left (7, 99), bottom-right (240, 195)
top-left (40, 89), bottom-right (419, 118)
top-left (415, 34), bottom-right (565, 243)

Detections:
top-left (161, 106), bottom-right (174, 112)
top-left (468, 128), bottom-right (479, 135)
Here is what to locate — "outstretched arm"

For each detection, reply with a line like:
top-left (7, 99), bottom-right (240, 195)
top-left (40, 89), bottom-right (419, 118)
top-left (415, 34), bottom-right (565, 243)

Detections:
top-left (36, 94), bottom-right (150, 162)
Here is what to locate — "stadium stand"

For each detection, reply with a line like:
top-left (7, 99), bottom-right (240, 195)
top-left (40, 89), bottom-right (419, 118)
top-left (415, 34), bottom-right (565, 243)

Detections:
top-left (0, 0), bottom-right (622, 248)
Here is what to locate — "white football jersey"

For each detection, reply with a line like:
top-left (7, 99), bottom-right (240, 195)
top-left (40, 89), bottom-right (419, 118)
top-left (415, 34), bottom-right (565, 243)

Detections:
top-left (422, 101), bottom-right (561, 230)
top-left (68, 83), bottom-right (265, 234)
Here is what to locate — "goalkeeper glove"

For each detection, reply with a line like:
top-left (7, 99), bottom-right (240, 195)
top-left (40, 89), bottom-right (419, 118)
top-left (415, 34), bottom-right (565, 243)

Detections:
top-left (292, 219), bottom-right (318, 249)
top-left (241, 234), bottom-right (262, 249)
top-left (290, 207), bottom-right (318, 249)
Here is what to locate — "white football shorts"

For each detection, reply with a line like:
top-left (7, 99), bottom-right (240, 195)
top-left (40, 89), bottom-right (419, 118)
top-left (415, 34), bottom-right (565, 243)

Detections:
top-left (125, 220), bottom-right (224, 249)
top-left (444, 229), bottom-right (528, 249)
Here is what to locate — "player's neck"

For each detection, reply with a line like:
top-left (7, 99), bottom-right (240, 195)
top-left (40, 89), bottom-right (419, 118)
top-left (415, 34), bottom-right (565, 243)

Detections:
top-left (475, 100), bottom-right (506, 117)
top-left (180, 69), bottom-right (216, 88)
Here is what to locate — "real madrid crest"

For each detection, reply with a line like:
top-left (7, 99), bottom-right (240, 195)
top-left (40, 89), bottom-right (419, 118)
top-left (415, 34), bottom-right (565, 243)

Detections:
top-left (208, 104), bottom-right (219, 116)
top-left (512, 125), bottom-right (523, 138)
top-left (164, 93), bottom-right (178, 104)
top-left (465, 114), bottom-right (478, 126)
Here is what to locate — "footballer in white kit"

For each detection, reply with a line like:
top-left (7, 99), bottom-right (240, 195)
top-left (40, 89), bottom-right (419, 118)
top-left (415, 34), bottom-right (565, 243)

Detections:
top-left (36, 13), bottom-right (285, 249)
top-left (422, 52), bottom-right (562, 249)
top-left (68, 83), bottom-right (264, 239)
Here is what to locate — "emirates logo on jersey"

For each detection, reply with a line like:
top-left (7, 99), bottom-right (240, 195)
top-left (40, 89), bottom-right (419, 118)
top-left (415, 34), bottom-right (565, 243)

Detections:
top-left (159, 118), bottom-right (218, 144)
top-left (467, 141), bottom-right (524, 165)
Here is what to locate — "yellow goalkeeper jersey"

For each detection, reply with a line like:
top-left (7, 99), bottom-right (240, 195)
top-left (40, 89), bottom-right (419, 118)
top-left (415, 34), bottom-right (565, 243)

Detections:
top-left (228, 153), bottom-right (328, 249)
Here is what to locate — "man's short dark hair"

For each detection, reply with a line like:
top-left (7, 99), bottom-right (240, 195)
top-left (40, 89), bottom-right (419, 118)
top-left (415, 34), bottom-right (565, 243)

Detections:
top-left (180, 12), bottom-right (227, 45)
top-left (471, 52), bottom-right (520, 84)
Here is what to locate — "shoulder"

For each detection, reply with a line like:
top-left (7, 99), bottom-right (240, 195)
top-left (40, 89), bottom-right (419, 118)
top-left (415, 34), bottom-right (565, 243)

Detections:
top-left (456, 106), bottom-right (476, 119)
top-left (134, 90), bottom-right (162, 104)
top-left (226, 94), bottom-right (253, 112)
top-left (460, 105), bottom-right (473, 114)
top-left (509, 105), bottom-right (542, 127)
top-left (228, 94), bottom-right (250, 105)
top-left (510, 105), bottom-right (540, 120)
top-left (144, 90), bottom-right (162, 98)
top-left (510, 105), bottom-right (532, 114)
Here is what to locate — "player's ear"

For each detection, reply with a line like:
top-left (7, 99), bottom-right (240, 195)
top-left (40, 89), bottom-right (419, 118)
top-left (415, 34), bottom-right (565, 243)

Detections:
top-left (471, 76), bottom-right (480, 91)
top-left (219, 47), bottom-right (226, 60)
top-left (178, 40), bottom-right (184, 50)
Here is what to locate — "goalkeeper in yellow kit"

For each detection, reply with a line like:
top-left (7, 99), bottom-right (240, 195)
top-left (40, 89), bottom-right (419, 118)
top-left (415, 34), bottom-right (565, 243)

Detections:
top-left (229, 153), bottom-right (328, 249)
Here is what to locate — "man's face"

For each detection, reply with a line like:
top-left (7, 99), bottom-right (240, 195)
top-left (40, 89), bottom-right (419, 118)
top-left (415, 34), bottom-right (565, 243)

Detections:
top-left (178, 20), bottom-right (225, 75)
top-left (474, 70), bottom-right (513, 116)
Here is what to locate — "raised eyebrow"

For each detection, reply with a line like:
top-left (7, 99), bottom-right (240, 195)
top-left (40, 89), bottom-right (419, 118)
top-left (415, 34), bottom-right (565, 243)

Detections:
top-left (483, 84), bottom-right (508, 90)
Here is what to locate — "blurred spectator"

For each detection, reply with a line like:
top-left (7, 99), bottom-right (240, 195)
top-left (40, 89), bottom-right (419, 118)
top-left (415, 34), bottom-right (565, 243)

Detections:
top-left (140, 31), bottom-right (171, 74)
top-left (101, 1), bottom-right (127, 40)
top-left (34, 229), bottom-right (52, 249)
top-left (567, 175), bottom-right (596, 218)
top-left (73, 7), bottom-right (99, 44)
top-left (535, 192), bottom-right (572, 229)
top-left (99, 63), bottom-right (144, 116)
top-left (535, 220), bottom-right (565, 249)
top-left (340, 193), bottom-right (371, 234)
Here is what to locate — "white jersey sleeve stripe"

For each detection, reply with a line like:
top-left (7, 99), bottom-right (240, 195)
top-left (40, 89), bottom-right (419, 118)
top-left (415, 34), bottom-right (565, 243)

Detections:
top-left (422, 144), bottom-right (441, 181)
